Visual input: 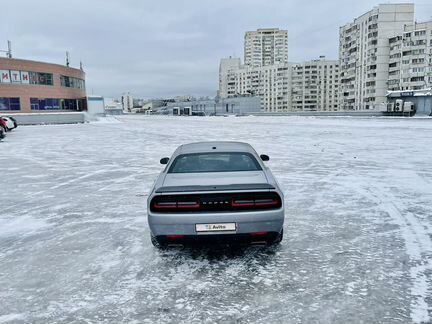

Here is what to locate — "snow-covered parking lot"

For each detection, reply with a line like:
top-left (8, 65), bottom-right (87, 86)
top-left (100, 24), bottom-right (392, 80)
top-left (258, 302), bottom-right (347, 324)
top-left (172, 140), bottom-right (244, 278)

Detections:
top-left (1, 115), bottom-right (432, 323)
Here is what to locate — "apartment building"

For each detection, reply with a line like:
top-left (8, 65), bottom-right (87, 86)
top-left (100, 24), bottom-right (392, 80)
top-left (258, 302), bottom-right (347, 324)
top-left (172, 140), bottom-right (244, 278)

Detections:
top-left (339, 4), bottom-right (414, 110)
top-left (219, 29), bottom-right (341, 112)
top-left (218, 57), bottom-right (292, 112)
top-left (291, 57), bottom-right (339, 111)
top-left (218, 57), bottom-right (242, 98)
top-left (219, 28), bottom-right (291, 112)
top-left (388, 21), bottom-right (432, 91)
top-left (244, 28), bottom-right (288, 67)
top-left (121, 93), bottom-right (133, 112)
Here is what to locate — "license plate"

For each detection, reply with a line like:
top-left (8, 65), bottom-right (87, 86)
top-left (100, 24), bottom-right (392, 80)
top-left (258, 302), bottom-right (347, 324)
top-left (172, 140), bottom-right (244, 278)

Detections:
top-left (196, 223), bottom-right (236, 232)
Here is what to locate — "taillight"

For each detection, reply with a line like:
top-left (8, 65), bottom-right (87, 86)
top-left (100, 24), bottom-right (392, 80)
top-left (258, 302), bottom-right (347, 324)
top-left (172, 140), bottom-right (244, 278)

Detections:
top-left (152, 200), bottom-right (200, 211)
top-left (177, 201), bottom-right (200, 209)
top-left (150, 192), bottom-right (281, 213)
top-left (154, 202), bottom-right (177, 209)
top-left (254, 199), bottom-right (280, 206)
top-left (231, 198), bottom-right (280, 208)
top-left (231, 199), bottom-right (254, 207)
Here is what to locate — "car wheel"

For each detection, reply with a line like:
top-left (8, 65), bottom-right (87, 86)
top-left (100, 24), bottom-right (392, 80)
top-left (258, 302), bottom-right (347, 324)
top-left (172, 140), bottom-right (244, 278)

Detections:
top-left (151, 234), bottom-right (167, 249)
top-left (268, 229), bottom-right (283, 246)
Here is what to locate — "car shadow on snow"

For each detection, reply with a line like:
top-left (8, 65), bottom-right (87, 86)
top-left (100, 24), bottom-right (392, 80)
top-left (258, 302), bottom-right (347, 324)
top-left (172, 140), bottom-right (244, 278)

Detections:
top-left (156, 244), bottom-right (282, 263)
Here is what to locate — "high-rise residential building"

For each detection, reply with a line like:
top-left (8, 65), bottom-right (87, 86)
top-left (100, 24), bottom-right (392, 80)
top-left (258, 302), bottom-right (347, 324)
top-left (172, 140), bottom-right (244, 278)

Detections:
top-left (244, 28), bottom-right (288, 67)
top-left (218, 57), bottom-right (292, 112)
top-left (388, 21), bottom-right (432, 91)
top-left (121, 93), bottom-right (133, 112)
top-left (291, 57), bottom-right (339, 111)
top-left (219, 29), bottom-right (342, 112)
top-left (339, 4), bottom-right (414, 110)
top-left (218, 57), bottom-right (242, 98)
top-left (219, 28), bottom-right (291, 112)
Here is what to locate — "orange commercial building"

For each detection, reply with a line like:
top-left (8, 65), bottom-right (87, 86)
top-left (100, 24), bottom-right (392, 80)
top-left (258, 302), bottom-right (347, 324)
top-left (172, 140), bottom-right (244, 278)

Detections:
top-left (0, 57), bottom-right (86, 113)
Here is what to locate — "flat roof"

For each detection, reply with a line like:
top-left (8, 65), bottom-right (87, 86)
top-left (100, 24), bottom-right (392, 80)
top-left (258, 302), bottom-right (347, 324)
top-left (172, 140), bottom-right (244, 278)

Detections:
top-left (387, 89), bottom-right (432, 97)
top-left (0, 57), bottom-right (83, 73)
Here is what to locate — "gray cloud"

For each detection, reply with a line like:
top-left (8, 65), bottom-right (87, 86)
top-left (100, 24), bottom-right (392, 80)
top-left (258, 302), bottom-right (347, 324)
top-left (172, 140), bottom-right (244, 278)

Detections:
top-left (1, 0), bottom-right (431, 98)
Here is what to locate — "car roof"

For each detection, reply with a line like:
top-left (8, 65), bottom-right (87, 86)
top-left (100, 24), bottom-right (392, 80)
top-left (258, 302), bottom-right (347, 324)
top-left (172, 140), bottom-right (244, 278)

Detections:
top-left (177, 141), bottom-right (256, 154)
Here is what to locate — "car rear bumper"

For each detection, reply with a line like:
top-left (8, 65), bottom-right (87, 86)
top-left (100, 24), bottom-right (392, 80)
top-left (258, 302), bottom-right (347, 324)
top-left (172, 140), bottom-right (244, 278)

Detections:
top-left (147, 208), bottom-right (284, 237)
top-left (154, 232), bottom-right (281, 246)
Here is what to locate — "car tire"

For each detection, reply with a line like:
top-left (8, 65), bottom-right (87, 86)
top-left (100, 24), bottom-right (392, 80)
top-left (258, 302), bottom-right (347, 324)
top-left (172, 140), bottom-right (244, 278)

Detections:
top-left (151, 234), bottom-right (167, 249)
top-left (268, 229), bottom-right (283, 246)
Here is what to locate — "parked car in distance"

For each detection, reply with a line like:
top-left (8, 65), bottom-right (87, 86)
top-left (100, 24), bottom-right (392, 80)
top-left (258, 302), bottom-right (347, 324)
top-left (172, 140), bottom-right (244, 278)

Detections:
top-left (0, 117), bottom-right (9, 133)
top-left (0, 116), bottom-right (15, 131)
top-left (0, 124), bottom-right (5, 140)
top-left (147, 141), bottom-right (285, 248)
top-left (7, 116), bottom-right (17, 128)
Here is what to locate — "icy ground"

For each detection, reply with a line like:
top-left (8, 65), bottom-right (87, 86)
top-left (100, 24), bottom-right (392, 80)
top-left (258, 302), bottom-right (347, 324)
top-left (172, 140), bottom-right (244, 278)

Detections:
top-left (1, 115), bottom-right (432, 324)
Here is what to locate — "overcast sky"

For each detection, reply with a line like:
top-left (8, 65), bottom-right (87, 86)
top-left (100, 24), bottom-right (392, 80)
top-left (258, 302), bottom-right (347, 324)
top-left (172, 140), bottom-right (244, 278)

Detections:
top-left (1, 0), bottom-right (431, 99)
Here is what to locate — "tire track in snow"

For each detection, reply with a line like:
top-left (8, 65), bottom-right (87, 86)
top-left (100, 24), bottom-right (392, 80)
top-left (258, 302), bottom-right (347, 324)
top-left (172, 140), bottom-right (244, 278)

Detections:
top-left (49, 170), bottom-right (110, 190)
top-left (341, 171), bottom-right (432, 323)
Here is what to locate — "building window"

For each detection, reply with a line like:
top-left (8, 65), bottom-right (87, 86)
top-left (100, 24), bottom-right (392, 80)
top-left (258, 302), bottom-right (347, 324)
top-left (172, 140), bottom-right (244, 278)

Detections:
top-left (411, 77), bottom-right (424, 82)
top-left (0, 70), bottom-right (54, 85)
top-left (30, 98), bottom-right (60, 110)
top-left (30, 98), bottom-right (84, 111)
top-left (60, 75), bottom-right (85, 89)
top-left (0, 97), bottom-right (20, 111)
top-left (414, 30), bottom-right (426, 36)
top-left (29, 72), bottom-right (54, 86)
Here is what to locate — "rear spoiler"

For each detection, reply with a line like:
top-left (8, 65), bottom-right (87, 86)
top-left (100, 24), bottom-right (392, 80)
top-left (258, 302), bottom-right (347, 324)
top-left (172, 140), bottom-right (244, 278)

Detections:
top-left (155, 183), bottom-right (275, 193)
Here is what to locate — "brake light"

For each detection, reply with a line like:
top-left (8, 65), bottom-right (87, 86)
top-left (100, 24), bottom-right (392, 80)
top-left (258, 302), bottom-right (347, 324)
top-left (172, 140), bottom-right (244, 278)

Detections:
top-left (177, 201), bottom-right (200, 209)
top-left (254, 199), bottom-right (280, 206)
top-left (154, 202), bottom-right (177, 209)
top-left (231, 198), bottom-right (280, 208)
top-left (231, 199), bottom-right (254, 207)
top-left (153, 200), bottom-right (200, 210)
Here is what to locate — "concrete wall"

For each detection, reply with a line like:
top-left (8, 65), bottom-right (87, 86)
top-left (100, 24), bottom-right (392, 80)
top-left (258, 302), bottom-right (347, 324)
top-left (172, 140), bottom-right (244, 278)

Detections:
top-left (251, 111), bottom-right (386, 117)
top-left (165, 96), bottom-right (261, 115)
top-left (6, 112), bottom-right (86, 125)
top-left (105, 109), bottom-right (123, 116)
top-left (414, 97), bottom-right (432, 115)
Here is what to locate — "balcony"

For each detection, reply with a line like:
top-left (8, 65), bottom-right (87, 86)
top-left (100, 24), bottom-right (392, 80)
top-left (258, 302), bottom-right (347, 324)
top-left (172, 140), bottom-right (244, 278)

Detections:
top-left (389, 56), bottom-right (401, 64)
top-left (388, 66), bottom-right (400, 73)
top-left (409, 80), bottom-right (426, 87)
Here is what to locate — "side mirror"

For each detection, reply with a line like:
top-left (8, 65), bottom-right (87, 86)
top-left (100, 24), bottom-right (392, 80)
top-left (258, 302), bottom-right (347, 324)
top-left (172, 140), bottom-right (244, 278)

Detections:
top-left (160, 157), bottom-right (169, 165)
top-left (260, 154), bottom-right (270, 161)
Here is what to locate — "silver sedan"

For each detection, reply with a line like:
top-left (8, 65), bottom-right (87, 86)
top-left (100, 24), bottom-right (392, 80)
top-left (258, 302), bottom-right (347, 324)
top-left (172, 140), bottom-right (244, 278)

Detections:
top-left (147, 141), bottom-right (285, 248)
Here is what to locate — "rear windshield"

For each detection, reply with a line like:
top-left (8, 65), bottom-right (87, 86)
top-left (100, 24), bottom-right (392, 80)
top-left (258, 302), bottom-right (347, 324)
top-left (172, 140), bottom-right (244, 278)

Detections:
top-left (168, 152), bottom-right (262, 173)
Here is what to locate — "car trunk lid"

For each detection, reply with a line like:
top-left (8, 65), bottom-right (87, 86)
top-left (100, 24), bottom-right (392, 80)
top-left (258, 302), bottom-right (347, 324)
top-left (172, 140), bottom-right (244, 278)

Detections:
top-left (162, 171), bottom-right (268, 188)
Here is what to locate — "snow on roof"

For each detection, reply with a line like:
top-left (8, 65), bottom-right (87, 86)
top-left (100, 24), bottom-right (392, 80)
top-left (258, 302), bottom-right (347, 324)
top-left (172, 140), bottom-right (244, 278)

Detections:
top-left (387, 89), bottom-right (432, 97)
